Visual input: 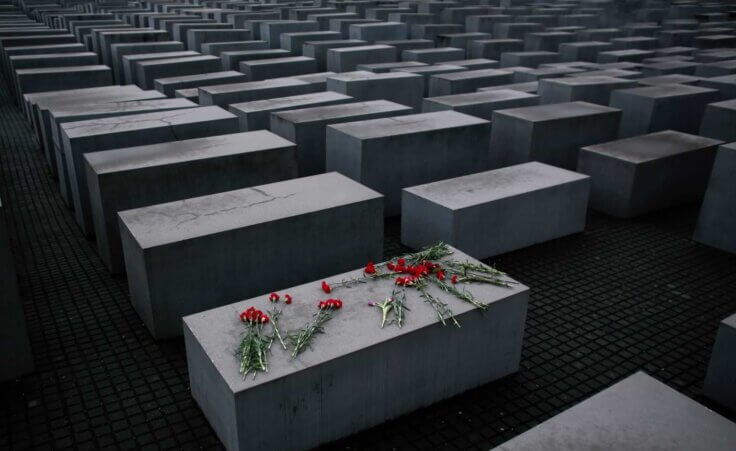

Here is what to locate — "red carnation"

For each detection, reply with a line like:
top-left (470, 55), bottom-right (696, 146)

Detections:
top-left (364, 261), bottom-right (376, 275)
top-left (321, 281), bottom-right (331, 293)
top-left (437, 270), bottom-right (445, 281)
top-left (285, 294), bottom-right (292, 304)
top-left (397, 258), bottom-right (406, 266)
top-left (387, 262), bottom-right (395, 271)
top-left (269, 292), bottom-right (279, 302)
top-left (451, 275), bottom-right (458, 284)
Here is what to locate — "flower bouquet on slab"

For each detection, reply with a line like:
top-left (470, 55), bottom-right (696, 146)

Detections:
top-left (235, 243), bottom-right (513, 379)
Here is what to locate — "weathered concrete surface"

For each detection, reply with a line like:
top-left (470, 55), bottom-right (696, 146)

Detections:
top-left (120, 172), bottom-right (384, 338)
top-left (694, 143), bottom-right (736, 255)
top-left (184, 246), bottom-right (528, 451)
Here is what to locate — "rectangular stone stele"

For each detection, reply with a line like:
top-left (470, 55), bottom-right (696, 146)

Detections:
top-left (271, 100), bottom-right (414, 177)
top-left (704, 313), bottom-right (736, 411)
top-left (326, 111), bottom-right (491, 216)
top-left (694, 143), bottom-right (736, 254)
top-left (578, 130), bottom-right (723, 218)
top-left (0, 197), bottom-right (34, 382)
top-left (228, 91), bottom-right (353, 131)
top-left (85, 131), bottom-right (298, 274)
top-left (490, 101), bottom-right (621, 170)
top-left (493, 371), bottom-right (736, 450)
top-left (198, 78), bottom-right (314, 106)
top-left (61, 106), bottom-right (240, 237)
top-left (402, 162), bottom-right (589, 259)
top-left (421, 89), bottom-right (540, 121)
top-left (184, 245), bottom-right (528, 451)
top-left (120, 172), bottom-right (384, 339)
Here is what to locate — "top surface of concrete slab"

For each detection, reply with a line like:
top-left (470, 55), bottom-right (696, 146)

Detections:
top-left (274, 99), bottom-right (409, 124)
top-left (404, 162), bottom-right (588, 209)
top-left (496, 101), bottom-right (618, 122)
top-left (426, 89), bottom-right (538, 107)
top-left (184, 245), bottom-right (528, 393)
top-left (615, 84), bottom-right (718, 99)
top-left (582, 130), bottom-right (723, 164)
top-left (119, 172), bottom-right (382, 248)
top-left (329, 110), bottom-right (488, 139)
top-left (493, 372), bottom-right (736, 451)
top-left (62, 106), bottom-right (232, 139)
top-left (85, 130), bottom-right (293, 174)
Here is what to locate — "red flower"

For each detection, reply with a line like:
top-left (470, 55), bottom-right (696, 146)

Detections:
top-left (319, 298), bottom-right (343, 310)
top-left (451, 275), bottom-right (458, 284)
top-left (269, 292), bottom-right (279, 302)
top-left (240, 307), bottom-right (268, 324)
top-left (387, 262), bottom-right (395, 271)
top-left (395, 276), bottom-right (417, 286)
top-left (437, 270), bottom-right (445, 281)
top-left (397, 258), bottom-right (406, 266)
top-left (364, 261), bottom-right (376, 275)
top-left (321, 281), bottom-right (331, 293)
top-left (285, 294), bottom-right (292, 304)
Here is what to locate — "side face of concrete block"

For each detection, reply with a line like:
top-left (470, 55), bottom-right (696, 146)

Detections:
top-left (694, 144), bottom-right (736, 254)
top-left (704, 314), bottom-right (736, 411)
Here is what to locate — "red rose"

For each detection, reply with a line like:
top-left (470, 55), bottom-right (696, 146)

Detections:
top-left (285, 294), bottom-right (292, 304)
top-left (451, 275), bottom-right (458, 284)
top-left (321, 281), bottom-right (331, 293)
top-left (269, 293), bottom-right (279, 302)
top-left (364, 261), bottom-right (376, 274)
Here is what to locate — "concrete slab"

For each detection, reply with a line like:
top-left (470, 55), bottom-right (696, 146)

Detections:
top-left (85, 131), bottom-right (297, 273)
top-left (694, 143), bottom-right (736, 254)
top-left (326, 111), bottom-right (491, 215)
top-left (228, 91), bottom-right (352, 131)
top-left (326, 71), bottom-right (424, 111)
top-left (121, 172), bottom-right (384, 338)
top-left (402, 162), bottom-right (589, 258)
top-left (578, 131), bottom-right (722, 218)
top-left (184, 245), bottom-right (527, 450)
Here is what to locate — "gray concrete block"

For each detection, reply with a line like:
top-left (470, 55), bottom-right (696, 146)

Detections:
top-left (271, 99), bottom-right (413, 176)
top-left (558, 41), bottom-right (612, 62)
top-left (187, 28), bottom-right (251, 52)
top-left (201, 40), bottom-right (268, 57)
top-left (490, 101), bottom-right (621, 170)
top-left (349, 22), bottom-right (408, 42)
top-left (578, 131), bottom-right (722, 218)
top-left (500, 51), bottom-right (559, 68)
top-left (84, 131), bottom-right (297, 274)
top-left (538, 76), bottom-right (639, 105)
top-left (326, 44), bottom-right (396, 72)
top-left (279, 31), bottom-right (340, 55)
top-left (694, 143), bottom-right (736, 254)
top-left (302, 39), bottom-right (367, 71)
top-left (326, 111), bottom-right (491, 216)
top-left (154, 71), bottom-right (248, 97)
top-left (260, 20), bottom-right (319, 48)
top-left (239, 56), bottom-right (317, 81)
top-left (402, 162), bottom-right (589, 258)
top-left (61, 106), bottom-right (239, 236)
top-left (428, 68), bottom-right (513, 96)
top-left (229, 91), bottom-right (353, 131)
top-left (183, 245), bottom-right (528, 450)
top-left (491, 372), bottom-right (736, 451)
top-left (636, 74), bottom-right (703, 87)
top-left (326, 71), bottom-right (424, 111)
top-left (122, 51), bottom-right (199, 86)
top-left (700, 99), bottom-right (736, 142)
top-left (357, 60), bottom-right (427, 73)
top-left (198, 77), bottom-right (314, 106)
top-left (110, 41), bottom-right (185, 83)
top-left (610, 84), bottom-right (721, 138)
top-left (15, 65), bottom-right (112, 100)
top-left (135, 55), bottom-right (222, 90)
top-left (402, 47), bottom-right (464, 64)
top-left (0, 197), bottom-right (34, 381)
top-left (375, 39), bottom-right (434, 56)
top-left (700, 74), bottom-right (736, 100)
top-left (704, 313), bottom-right (736, 410)
top-left (330, 19), bottom-right (380, 39)
top-left (220, 48), bottom-right (289, 71)
top-left (597, 49), bottom-right (655, 63)
top-left (422, 89), bottom-right (539, 121)
top-left (121, 172), bottom-right (384, 339)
